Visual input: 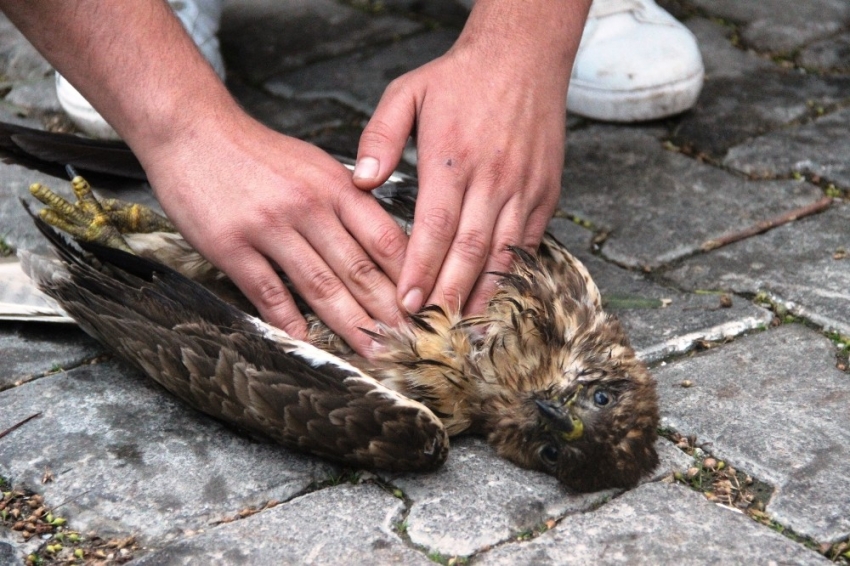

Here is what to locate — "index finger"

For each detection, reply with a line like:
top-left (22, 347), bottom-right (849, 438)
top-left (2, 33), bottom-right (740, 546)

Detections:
top-left (396, 152), bottom-right (466, 313)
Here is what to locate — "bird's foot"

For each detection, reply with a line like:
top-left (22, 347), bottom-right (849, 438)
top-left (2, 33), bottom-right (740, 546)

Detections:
top-left (29, 175), bottom-right (175, 253)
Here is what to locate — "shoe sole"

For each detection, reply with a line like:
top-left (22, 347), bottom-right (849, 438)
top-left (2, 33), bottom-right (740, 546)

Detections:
top-left (567, 69), bottom-right (704, 122)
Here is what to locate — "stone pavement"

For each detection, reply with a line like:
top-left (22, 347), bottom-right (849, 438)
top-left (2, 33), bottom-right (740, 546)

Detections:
top-left (1, 0), bottom-right (849, 563)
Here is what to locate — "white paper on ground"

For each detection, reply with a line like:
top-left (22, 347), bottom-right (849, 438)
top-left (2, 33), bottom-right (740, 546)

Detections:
top-left (0, 260), bottom-right (74, 323)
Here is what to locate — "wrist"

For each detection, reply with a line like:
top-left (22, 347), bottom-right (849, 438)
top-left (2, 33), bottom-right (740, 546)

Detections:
top-left (456, 0), bottom-right (590, 75)
top-left (124, 73), bottom-right (241, 165)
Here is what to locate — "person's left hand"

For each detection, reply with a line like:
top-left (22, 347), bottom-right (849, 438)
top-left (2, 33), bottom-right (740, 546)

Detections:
top-left (351, 0), bottom-right (588, 316)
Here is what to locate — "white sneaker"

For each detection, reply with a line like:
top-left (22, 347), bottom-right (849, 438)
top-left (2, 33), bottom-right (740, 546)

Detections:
top-left (56, 0), bottom-right (225, 140)
top-left (567, 0), bottom-right (704, 122)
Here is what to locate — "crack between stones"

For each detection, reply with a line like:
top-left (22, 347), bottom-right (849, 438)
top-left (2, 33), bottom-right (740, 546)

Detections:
top-left (350, 476), bottom-right (470, 566)
top-left (640, 294), bottom-right (848, 371)
top-left (1, 352), bottom-right (110, 393)
top-left (659, 429), bottom-right (850, 562)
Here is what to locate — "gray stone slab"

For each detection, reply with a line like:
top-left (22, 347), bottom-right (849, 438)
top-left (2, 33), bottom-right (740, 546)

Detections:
top-left (673, 17), bottom-right (848, 158)
top-left (546, 219), bottom-right (773, 364)
top-left (596, 260), bottom-right (772, 364)
top-left (4, 76), bottom-right (60, 114)
top-left (381, 0), bottom-right (470, 27)
top-left (0, 540), bottom-right (24, 566)
top-left (724, 106), bottom-right (850, 189)
top-left (0, 322), bottom-right (101, 389)
top-left (655, 324), bottom-right (850, 542)
top-left (690, 0), bottom-right (850, 53)
top-left (686, 17), bottom-right (773, 81)
top-left (1, 161), bottom-right (73, 255)
top-left (652, 439), bottom-right (692, 482)
top-left (0, 361), bottom-right (334, 545)
top-left (798, 31), bottom-right (850, 73)
top-left (228, 76), bottom-right (371, 157)
top-left (0, 101), bottom-right (46, 130)
top-left (476, 481), bottom-right (831, 565)
top-left (266, 29), bottom-right (458, 115)
top-left (220, 0), bottom-right (422, 84)
top-left (389, 436), bottom-right (614, 557)
top-left (229, 77), bottom-right (365, 140)
top-left (667, 203), bottom-right (850, 337)
top-left (0, 14), bottom-right (52, 82)
top-left (0, 526), bottom-right (38, 565)
top-left (670, 67), bottom-right (850, 159)
top-left (559, 126), bottom-right (823, 270)
top-left (133, 483), bottom-right (430, 565)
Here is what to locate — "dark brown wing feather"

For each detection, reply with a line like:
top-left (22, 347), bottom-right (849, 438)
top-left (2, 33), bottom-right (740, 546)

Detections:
top-left (21, 207), bottom-right (447, 472)
top-left (0, 122), bottom-right (146, 180)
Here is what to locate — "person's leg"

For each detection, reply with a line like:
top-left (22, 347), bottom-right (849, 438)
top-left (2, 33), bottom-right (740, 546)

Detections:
top-left (457, 0), bottom-right (703, 122)
top-left (56, 0), bottom-right (225, 139)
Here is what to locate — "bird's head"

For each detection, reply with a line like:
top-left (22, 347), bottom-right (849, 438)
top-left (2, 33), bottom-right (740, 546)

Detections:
top-left (476, 243), bottom-right (660, 492)
top-left (483, 328), bottom-right (659, 492)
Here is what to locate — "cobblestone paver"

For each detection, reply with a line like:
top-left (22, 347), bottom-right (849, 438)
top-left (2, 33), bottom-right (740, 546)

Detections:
top-left (656, 325), bottom-right (850, 543)
top-left (1, 0), bottom-right (848, 563)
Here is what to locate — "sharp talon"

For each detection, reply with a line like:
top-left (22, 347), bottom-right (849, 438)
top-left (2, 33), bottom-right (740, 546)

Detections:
top-left (39, 208), bottom-right (73, 233)
top-left (71, 175), bottom-right (100, 207)
top-left (65, 164), bottom-right (78, 180)
top-left (30, 183), bottom-right (82, 221)
top-left (28, 173), bottom-right (174, 251)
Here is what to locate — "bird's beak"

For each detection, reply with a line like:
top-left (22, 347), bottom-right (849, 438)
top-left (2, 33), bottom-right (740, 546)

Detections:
top-left (535, 398), bottom-right (584, 441)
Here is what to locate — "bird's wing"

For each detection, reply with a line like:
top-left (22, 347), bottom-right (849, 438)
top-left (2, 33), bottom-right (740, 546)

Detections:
top-left (21, 206), bottom-right (448, 472)
top-left (0, 121), bottom-right (146, 180)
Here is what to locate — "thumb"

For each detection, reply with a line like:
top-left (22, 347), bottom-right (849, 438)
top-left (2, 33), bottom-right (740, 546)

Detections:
top-left (353, 81), bottom-right (416, 190)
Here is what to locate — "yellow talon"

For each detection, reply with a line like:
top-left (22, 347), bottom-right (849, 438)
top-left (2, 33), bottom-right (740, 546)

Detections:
top-left (71, 175), bottom-right (98, 205)
top-left (28, 175), bottom-right (175, 250)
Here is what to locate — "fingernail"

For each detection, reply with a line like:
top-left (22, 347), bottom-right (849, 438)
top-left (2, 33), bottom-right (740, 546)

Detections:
top-left (353, 156), bottom-right (379, 180)
top-left (402, 288), bottom-right (424, 313)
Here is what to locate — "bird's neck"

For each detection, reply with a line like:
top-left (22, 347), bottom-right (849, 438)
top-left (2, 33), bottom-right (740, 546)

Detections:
top-left (363, 306), bottom-right (502, 435)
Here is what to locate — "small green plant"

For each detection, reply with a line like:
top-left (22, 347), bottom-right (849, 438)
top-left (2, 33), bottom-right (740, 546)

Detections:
top-left (426, 553), bottom-right (468, 566)
top-left (825, 184), bottom-right (843, 198)
top-left (0, 236), bottom-right (12, 257)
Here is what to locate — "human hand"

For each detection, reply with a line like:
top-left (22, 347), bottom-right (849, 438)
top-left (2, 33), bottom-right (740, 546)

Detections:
top-left (139, 111), bottom-right (408, 356)
top-left (352, 0), bottom-right (588, 315)
top-left (0, 0), bottom-right (410, 356)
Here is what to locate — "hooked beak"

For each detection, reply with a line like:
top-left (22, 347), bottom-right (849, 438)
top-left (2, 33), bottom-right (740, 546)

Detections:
top-left (535, 398), bottom-right (584, 441)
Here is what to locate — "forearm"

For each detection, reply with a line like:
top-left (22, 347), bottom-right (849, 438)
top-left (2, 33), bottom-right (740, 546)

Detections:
top-left (457, 0), bottom-right (591, 88)
top-left (0, 0), bottom-right (237, 154)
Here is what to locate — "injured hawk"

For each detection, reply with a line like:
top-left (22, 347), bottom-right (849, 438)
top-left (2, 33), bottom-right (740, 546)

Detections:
top-left (6, 123), bottom-right (659, 492)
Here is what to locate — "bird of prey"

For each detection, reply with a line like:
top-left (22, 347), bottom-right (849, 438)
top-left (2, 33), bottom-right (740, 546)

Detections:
top-left (5, 123), bottom-right (659, 492)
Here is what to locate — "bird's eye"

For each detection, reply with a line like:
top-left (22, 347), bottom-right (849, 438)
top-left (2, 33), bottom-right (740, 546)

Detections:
top-left (539, 444), bottom-right (559, 466)
top-left (593, 389), bottom-right (611, 406)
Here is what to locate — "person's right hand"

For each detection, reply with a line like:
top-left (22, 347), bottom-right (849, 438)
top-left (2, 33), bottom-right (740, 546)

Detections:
top-left (0, 0), bottom-right (410, 356)
top-left (138, 109), bottom-right (409, 356)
